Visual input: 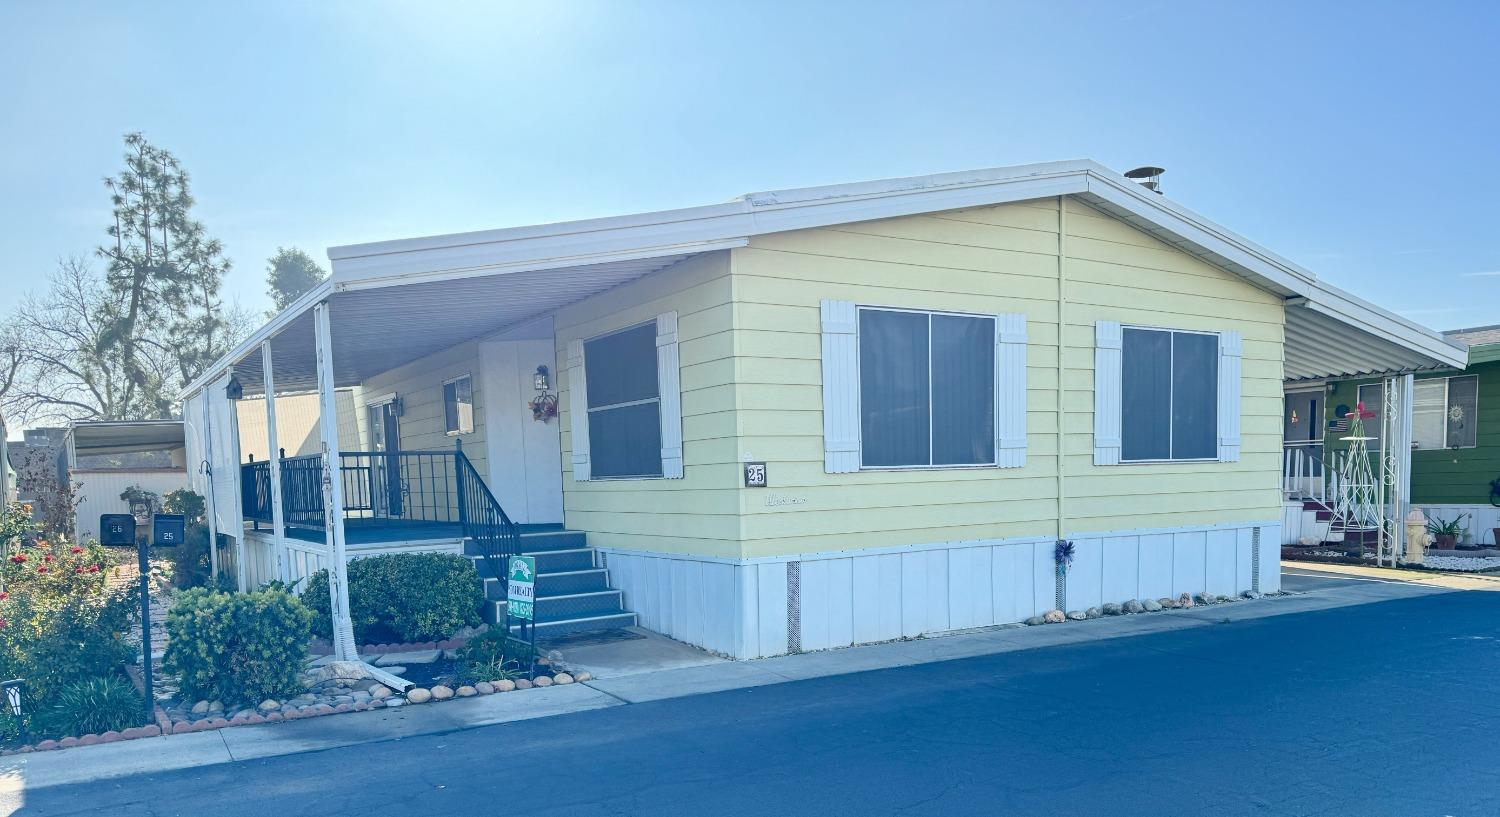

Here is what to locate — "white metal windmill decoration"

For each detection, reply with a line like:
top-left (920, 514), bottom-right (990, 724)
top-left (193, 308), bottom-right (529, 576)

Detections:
top-left (1330, 383), bottom-right (1404, 564)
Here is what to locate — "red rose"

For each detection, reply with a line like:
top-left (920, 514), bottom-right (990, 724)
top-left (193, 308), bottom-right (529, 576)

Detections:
top-left (9, 554), bottom-right (25, 564)
top-left (0, 592), bottom-right (8, 600)
top-left (42, 554), bottom-right (53, 563)
top-left (88, 565), bottom-right (99, 573)
top-left (70, 546), bottom-right (82, 554)
top-left (74, 567), bottom-right (83, 574)
top-left (36, 566), bottom-right (47, 574)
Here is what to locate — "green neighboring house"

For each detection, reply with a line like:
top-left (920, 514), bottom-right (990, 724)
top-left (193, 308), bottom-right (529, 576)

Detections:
top-left (1307, 326), bottom-right (1500, 546)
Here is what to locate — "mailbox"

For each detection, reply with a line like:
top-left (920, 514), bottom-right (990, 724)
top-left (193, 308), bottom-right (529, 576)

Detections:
top-left (151, 514), bottom-right (185, 548)
top-left (99, 514), bottom-right (136, 547)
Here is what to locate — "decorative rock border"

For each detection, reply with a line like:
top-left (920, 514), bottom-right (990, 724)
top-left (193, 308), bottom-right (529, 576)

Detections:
top-left (0, 665), bottom-right (591, 755)
top-left (1022, 589), bottom-right (1275, 627)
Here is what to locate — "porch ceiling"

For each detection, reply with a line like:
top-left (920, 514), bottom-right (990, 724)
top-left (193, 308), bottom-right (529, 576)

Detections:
top-left (229, 251), bottom-right (707, 395)
top-left (1284, 304), bottom-right (1457, 382)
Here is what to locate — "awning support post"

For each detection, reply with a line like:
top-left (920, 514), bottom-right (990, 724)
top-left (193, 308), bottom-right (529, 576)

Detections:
top-left (314, 301), bottom-right (359, 661)
top-left (261, 342), bottom-right (289, 584)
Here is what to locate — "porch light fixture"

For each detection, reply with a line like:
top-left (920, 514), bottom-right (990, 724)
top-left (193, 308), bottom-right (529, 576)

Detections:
top-left (2, 679), bottom-right (26, 743)
top-left (533, 365), bottom-right (550, 392)
top-left (225, 375), bottom-right (244, 401)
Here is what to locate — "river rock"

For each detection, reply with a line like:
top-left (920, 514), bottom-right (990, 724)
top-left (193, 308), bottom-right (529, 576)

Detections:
top-left (1142, 599), bottom-right (1162, 612)
top-left (514, 679), bottom-right (533, 690)
top-left (1178, 592), bottom-right (1194, 608)
top-left (1241, 590), bottom-right (1262, 600)
top-left (534, 676), bottom-right (554, 687)
top-left (573, 672), bottom-right (591, 683)
top-left (493, 679), bottom-right (516, 692)
top-left (430, 685), bottom-right (455, 700)
top-left (1122, 599), bottom-right (1144, 614)
top-left (456, 685), bottom-right (477, 697)
top-left (306, 661), bottom-right (370, 684)
top-left (1160, 597), bottom-right (1177, 609)
top-left (370, 685), bottom-right (393, 700)
top-left (1065, 610), bottom-right (1087, 621)
top-left (405, 688), bottom-right (432, 704)
top-left (1084, 607), bottom-right (1102, 619)
top-left (475, 682), bottom-right (495, 694)
top-left (1043, 609), bottom-right (1066, 624)
top-left (191, 700), bottom-right (210, 715)
top-left (553, 673), bottom-right (574, 685)
top-left (1101, 602), bottom-right (1122, 616)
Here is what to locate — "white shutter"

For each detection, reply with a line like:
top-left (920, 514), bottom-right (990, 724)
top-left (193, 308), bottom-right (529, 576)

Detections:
top-left (820, 299), bottom-right (859, 473)
top-left (995, 313), bottom-right (1028, 468)
top-left (566, 339), bottom-right (591, 481)
top-left (656, 312), bottom-right (684, 479)
top-left (1217, 330), bottom-right (1243, 462)
top-left (1093, 321), bottom-right (1123, 465)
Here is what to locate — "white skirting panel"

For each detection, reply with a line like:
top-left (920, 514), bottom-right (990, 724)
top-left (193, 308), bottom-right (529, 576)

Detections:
top-left (1414, 504), bottom-right (1500, 548)
top-left (1281, 502), bottom-right (1304, 545)
top-left (242, 531), bottom-right (462, 593)
top-left (600, 519), bottom-right (1279, 660)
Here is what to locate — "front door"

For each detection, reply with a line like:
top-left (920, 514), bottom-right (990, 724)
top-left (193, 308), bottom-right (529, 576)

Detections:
top-left (1283, 390), bottom-right (1324, 493)
top-left (479, 333), bottom-right (564, 525)
top-left (368, 401), bottom-right (403, 517)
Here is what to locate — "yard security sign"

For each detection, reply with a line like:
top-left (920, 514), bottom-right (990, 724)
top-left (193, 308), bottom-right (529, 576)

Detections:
top-left (508, 556), bottom-right (536, 621)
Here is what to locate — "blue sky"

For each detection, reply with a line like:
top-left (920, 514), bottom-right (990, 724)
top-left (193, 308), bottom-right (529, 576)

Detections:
top-left (2, 1), bottom-right (1498, 329)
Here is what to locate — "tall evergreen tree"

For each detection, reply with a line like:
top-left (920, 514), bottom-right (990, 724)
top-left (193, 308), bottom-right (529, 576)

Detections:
top-left (265, 246), bottom-right (327, 313)
top-left (95, 133), bottom-right (235, 416)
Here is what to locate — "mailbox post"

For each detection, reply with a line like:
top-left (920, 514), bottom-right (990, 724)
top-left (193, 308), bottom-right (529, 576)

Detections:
top-left (100, 513), bottom-right (183, 726)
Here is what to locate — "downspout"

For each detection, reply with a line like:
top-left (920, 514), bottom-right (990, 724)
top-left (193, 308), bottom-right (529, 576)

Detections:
top-left (1056, 196), bottom-right (1068, 541)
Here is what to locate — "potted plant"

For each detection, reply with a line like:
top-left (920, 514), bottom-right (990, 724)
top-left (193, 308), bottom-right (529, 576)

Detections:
top-left (1426, 513), bottom-right (1470, 550)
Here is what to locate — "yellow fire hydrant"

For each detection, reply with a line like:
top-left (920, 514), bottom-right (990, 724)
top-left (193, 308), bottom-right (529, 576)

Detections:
top-left (1404, 508), bottom-right (1430, 565)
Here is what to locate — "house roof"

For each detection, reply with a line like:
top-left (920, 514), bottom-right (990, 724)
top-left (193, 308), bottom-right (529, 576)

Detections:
top-left (182, 160), bottom-right (1467, 398)
top-left (1444, 324), bottom-right (1500, 365)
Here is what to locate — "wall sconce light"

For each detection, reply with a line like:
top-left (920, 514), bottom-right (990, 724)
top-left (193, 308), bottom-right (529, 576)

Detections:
top-left (225, 376), bottom-right (244, 401)
top-left (534, 365), bottom-right (550, 392)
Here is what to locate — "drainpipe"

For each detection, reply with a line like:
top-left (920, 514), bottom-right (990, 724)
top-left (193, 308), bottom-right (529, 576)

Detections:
top-left (1056, 197), bottom-right (1068, 541)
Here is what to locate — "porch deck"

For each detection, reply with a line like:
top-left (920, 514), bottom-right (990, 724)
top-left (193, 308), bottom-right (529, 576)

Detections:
top-left (276, 519), bottom-right (564, 546)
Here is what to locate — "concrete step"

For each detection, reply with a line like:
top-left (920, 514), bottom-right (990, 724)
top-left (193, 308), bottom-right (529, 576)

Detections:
top-left (510, 612), bottom-right (639, 639)
top-left (482, 597), bottom-right (635, 630)
top-left (481, 568), bottom-right (612, 600)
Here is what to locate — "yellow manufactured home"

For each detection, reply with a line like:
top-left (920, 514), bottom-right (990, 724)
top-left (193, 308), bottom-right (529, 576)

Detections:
top-left (183, 161), bottom-right (1465, 660)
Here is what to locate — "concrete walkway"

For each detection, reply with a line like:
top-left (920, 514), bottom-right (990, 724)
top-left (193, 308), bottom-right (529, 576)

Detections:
top-left (0, 569), bottom-right (1451, 795)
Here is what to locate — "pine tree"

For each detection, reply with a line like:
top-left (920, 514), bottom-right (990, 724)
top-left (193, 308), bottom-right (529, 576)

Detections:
top-left (95, 133), bottom-right (235, 416)
top-left (265, 247), bottom-right (327, 313)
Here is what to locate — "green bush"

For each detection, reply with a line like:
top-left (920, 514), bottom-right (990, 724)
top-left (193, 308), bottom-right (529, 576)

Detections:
top-left (162, 586), bottom-right (314, 705)
top-left (456, 625), bottom-right (533, 684)
top-left (162, 490), bottom-right (212, 589)
top-left (0, 541), bottom-right (134, 702)
top-left (34, 675), bottom-right (142, 738)
top-left (303, 552), bottom-right (482, 644)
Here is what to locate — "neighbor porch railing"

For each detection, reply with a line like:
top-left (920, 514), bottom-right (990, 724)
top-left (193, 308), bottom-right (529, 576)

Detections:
top-left (1281, 441), bottom-right (1350, 504)
top-left (241, 443), bottom-right (521, 581)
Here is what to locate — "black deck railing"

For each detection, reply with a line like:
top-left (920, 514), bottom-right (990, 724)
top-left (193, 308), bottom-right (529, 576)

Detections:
top-left (241, 444), bottom-right (521, 582)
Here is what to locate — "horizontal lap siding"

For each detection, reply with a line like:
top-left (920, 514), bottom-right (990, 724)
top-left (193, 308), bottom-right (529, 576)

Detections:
top-left (735, 197), bottom-right (1283, 560)
top-left (360, 341), bottom-right (488, 477)
top-left (556, 251), bottom-right (742, 558)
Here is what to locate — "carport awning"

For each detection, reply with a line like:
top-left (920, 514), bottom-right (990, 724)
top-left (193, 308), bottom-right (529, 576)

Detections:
top-left (69, 420), bottom-right (185, 455)
top-left (1284, 305), bottom-right (1460, 382)
top-left (221, 249), bottom-right (719, 396)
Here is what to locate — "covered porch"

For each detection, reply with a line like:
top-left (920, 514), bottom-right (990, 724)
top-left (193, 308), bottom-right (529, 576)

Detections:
top-left (1278, 305), bottom-right (1468, 560)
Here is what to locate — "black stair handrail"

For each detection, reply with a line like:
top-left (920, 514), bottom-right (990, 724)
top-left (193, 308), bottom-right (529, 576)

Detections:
top-left (452, 441), bottom-right (522, 592)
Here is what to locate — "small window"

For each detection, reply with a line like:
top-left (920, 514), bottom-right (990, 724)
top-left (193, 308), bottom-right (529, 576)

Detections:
top-left (585, 322), bottom-right (662, 478)
top-left (1121, 327), bottom-right (1219, 462)
top-left (443, 375), bottom-right (474, 435)
top-left (1412, 375), bottom-right (1478, 449)
top-left (859, 307), bottom-right (995, 468)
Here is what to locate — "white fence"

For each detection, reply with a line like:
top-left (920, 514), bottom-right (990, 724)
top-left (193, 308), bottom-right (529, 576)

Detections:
top-left (242, 530), bottom-right (463, 592)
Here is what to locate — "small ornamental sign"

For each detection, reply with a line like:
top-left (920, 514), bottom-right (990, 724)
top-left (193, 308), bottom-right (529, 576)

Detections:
top-left (507, 556), bottom-right (536, 621)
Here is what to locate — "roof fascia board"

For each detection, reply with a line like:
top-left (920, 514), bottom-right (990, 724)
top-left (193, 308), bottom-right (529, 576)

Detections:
top-left (1082, 171), bottom-right (1466, 370)
top-left (179, 279), bottom-right (334, 400)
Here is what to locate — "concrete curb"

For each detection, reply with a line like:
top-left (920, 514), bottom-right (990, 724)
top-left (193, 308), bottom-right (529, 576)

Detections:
top-left (0, 573), bottom-right (1451, 792)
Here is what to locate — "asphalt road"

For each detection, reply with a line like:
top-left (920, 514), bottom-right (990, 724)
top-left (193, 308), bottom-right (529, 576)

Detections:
top-left (22, 582), bottom-right (1500, 816)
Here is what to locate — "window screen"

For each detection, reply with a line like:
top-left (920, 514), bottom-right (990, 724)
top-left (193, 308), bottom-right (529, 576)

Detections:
top-left (859, 308), bottom-right (994, 467)
top-left (1121, 327), bottom-right (1219, 461)
top-left (584, 323), bottom-right (663, 478)
top-left (443, 376), bottom-right (474, 435)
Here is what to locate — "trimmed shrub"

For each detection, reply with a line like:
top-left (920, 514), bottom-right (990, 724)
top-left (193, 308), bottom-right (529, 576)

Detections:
top-left (303, 552), bottom-right (483, 644)
top-left (35, 675), bottom-right (142, 738)
top-left (163, 586), bottom-right (314, 705)
top-left (456, 625), bottom-right (533, 684)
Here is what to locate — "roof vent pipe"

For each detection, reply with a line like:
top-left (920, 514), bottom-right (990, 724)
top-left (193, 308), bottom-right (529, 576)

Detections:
top-left (1124, 166), bottom-right (1165, 194)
